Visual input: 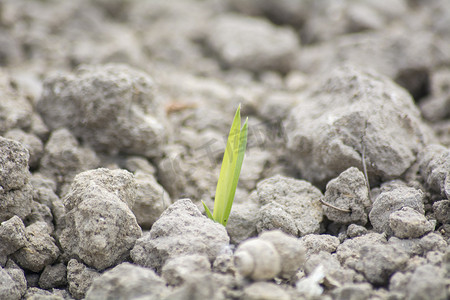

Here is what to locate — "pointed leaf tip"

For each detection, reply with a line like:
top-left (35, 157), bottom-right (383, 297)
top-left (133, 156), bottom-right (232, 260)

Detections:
top-left (202, 200), bottom-right (214, 221)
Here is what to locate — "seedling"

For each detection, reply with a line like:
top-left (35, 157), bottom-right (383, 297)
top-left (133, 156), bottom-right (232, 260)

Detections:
top-left (202, 105), bottom-right (248, 226)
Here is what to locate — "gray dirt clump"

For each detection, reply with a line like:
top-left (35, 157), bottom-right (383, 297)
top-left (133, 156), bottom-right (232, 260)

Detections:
top-left (405, 265), bottom-right (448, 300)
top-left (0, 216), bottom-right (27, 266)
top-left (300, 234), bottom-right (340, 259)
top-left (242, 282), bottom-right (291, 300)
top-left (66, 259), bottom-right (100, 300)
top-left (285, 65), bottom-right (433, 188)
top-left (163, 272), bottom-right (235, 300)
top-left (296, 25), bottom-right (443, 100)
top-left (227, 0), bottom-right (307, 29)
top-left (369, 184), bottom-right (425, 234)
top-left (226, 202), bottom-right (259, 245)
top-left (26, 200), bottom-right (54, 232)
top-left (39, 128), bottom-right (100, 193)
top-left (433, 200), bottom-right (450, 224)
top-left (62, 168), bottom-right (137, 211)
top-left (420, 68), bottom-right (450, 121)
top-left (161, 254), bottom-right (211, 286)
top-left (239, 149), bottom-right (273, 191)
top-left (130, 199), bottom-right (229, 272)
top-left (125, 156), bottom-right (157, 175)
top-left (355, 243), bottom-right (409, 286)
top-left (330, 283), bottom-right (373, 300)
top-left (157, 143), bottom-right (220, 202)
top-left (347, 224), bottom-right (368, 238)
top-left (0, 265), bottom-right (27, 300)
top-left (59, 168), bottom-right (142, 271)
top-left (388, 237), bottom-right (423, 258)
top-left (38, 263), bottom-right (67, 290)
top-left (132, 171), bottom-right (171, 230)
top-left (11, 221), bottom-right (60, 272)
top-left (323, 167), bottom-right (371, 225)
top-left (336, 232), bottom-right (387, 269)
top-left (212, 253), bottom-right (235, 275)
top-left (254, 175), bottom-right (323, 236)
top-left (0, 71), bottom-right (33, 134)
top-left (85, 262), bottom-right (168, 300)
top-left (256, 201), bottom-right (298, 236)
top-left (0, 136), bottom-right (30, 191)
top-left (389, 207), bottom-right (434, 239)
top-left (4, 129), bottom-right (44, 169)
top-left (304, 251), bottom-right (358, 285)
top-left (37, 64), bottom-right (168, 158)
top-left (30, 173), bottom-right (65, 234)
top-left (25, 288), bottom-right (71, 299)
top-left (419, 232), bottom-right (448, 254)
top-left (0, 137), bottom-right (33, 222)
top-left (418, 144), bottom-right (450, 199)
top-left (206, 14), bottom-right (300, 73)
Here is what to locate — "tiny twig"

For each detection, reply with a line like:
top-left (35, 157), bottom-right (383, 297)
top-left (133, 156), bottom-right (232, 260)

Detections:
top-left (362, 144), bottom-right (371, 202)
top-left (320, 199), bottom-right (351, 213)
top-left (361, 121), bottom-right (372, 203)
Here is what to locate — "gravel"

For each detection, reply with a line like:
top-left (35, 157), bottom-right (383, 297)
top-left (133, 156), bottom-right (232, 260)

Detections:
top-left (1, 0), bottom-right (449, 299)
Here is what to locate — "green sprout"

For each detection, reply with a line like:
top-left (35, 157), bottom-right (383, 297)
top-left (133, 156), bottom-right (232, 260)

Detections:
top-left (202, 105), bottom-right (248, 226)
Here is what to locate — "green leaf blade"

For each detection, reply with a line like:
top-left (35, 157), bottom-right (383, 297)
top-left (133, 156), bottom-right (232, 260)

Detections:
top-left (213, 106), bottom-right (241, 224)
top-left (207, 105), bottom-right (248, 226)
top-left (222, 117), bottom-right (248, 226)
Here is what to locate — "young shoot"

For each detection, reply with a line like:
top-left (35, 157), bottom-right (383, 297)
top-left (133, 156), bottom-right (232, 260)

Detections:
top-left (202, 105), bottom-right (248, 226)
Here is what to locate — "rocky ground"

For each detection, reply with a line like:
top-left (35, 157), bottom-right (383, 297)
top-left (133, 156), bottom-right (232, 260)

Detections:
top-left (1, 0), bottom-right (450, 299)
